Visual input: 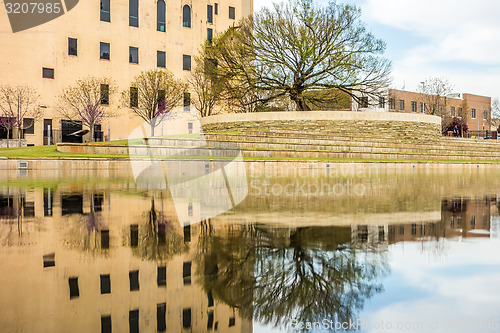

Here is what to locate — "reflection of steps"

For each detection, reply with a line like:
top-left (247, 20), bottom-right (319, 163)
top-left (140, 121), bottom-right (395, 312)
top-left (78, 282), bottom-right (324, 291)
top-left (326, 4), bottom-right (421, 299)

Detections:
top-left (57, 131), bottom-right (500, 161)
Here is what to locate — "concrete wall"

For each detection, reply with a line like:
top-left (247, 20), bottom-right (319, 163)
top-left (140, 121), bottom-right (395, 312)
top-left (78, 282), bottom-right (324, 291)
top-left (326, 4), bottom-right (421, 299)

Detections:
top-left (0, 139), bottom-right (27, 148)
top-left (201, 111), bottom-right (442, 142)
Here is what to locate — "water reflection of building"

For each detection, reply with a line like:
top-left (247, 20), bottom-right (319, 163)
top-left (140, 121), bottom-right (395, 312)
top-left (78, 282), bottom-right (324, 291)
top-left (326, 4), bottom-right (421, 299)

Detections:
top-left (0, 186), bottom-right (251, 333)
top-left (351, 197), bottom-right (497, 245)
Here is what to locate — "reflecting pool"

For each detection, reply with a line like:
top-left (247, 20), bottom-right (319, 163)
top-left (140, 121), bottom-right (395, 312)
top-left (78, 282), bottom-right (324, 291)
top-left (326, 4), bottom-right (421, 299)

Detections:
top-left (0, 166), bottom-right (499, 332)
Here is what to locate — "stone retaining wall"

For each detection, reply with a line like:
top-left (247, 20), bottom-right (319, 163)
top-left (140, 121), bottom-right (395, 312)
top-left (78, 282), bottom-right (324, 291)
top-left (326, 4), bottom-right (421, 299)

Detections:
top-left (201, 111), bottom-right (442, 142)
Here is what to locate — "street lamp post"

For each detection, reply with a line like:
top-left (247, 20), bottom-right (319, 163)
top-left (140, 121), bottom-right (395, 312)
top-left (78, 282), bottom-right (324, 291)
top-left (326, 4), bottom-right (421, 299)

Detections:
top-left (420, 82), bottom-right (425, 114)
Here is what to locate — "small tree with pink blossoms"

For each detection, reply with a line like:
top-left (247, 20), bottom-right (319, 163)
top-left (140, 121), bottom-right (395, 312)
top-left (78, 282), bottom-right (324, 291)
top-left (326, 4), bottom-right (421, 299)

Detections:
top-left (0, 85), bottom-right (40, 147)
top-left (58, 76), bottom-right (117, 142)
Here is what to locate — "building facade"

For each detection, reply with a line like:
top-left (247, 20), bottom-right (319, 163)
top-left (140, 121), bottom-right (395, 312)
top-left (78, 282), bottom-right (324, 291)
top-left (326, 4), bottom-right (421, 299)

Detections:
top-left (388, 89), bottom-right (492, 132)
top-left (0, 0), bottom-right (252, 145)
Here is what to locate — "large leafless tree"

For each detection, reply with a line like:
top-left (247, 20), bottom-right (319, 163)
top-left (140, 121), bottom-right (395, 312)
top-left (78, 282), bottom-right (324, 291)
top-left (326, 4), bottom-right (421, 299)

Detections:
top-left (123, 69), bottom-right (187, 136)
top-left (417, 77), bottom-right (454, 117)
top-left (205, 0), bottom-right (391, 111)
top-left (58, 76), bottom-right (116, 142)
top-left (0, 85), bottom-right (40, 147)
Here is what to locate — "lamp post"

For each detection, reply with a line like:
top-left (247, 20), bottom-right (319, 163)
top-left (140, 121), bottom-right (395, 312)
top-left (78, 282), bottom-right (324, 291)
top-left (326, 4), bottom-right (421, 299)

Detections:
top-left (420, 82), bottom-right (425, 114)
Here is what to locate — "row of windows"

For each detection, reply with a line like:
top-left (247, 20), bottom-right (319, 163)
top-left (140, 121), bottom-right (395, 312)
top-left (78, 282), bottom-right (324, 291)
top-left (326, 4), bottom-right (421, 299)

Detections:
top-left (389, 98), bottom-right (489, 119)
top-left (100, 0), bottom-right (235, 30)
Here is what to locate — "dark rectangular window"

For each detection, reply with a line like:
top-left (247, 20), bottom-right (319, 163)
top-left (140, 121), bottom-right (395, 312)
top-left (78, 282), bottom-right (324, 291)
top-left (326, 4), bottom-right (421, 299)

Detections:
top-left (129, 309), bottom-right (139, 333)
top-left (182, 308), bottom-right (191, 328)
top-left (207, 310), bottom-right (214, 329)
top-left (100, 84), bottom-right (109, 105)
top-left (207, 28), bottom-right (213, 43)
top-left (229, 6), bottom-right (235, 19)
top-left (229, 317), bottom-right (235, 327)
top-left (471, 108), bottom-right (476, 119)
top-left (69, 277), bottom-right (79, 299)
top-left (184, 93), bottom-right (191, 111)
top-left (23, 118), bottom-right (34, 134)
top-left (157, 266), bottom-right (166, 286)
top-left (129, 46), bottom-right (139, 64)
top-left (420, 102), bottom-right (425, 113)
top-left (130, 87), bottom-right (138, 107)
top-left (23, 199), bottom-right (35, 217)
top-left (100, 42), bottom-right (110, 60)
top-left (451, 106), bottom-right (455, 116)
top-left (389, 98), bottom-right (395, 110)
top-left (158, 90), bottom-right (165, 109)
top-left (207, 5), bottom-right (213, 23)
top-left (184, 224), bottom-right (191, 242)
top-left (157, 303), bottom-right (166, 332)
top-left (183, 54), bottom-right (191, 71)
top-left (183, 261), bottom-right (191, 285)
top-left (43, 253), bottom-right (55, 268)
top-left (399, 99), bottom-right (405, 111)
top-left (130, 224), bottom-right (139, 247)
top-left (100, 274), bottom-right (111, 294)
top-left (101, 316), bottom-right (112, 333)
top-left (359, 97), bottom-right (368, 108)
top-left (42, 67), bottom-right (54, 79)
top-left (208, 290), bottom-right (214, 307)
top-left (411, 223), bottom-right (417, 235)
top-left (129, 0), bottom-right (139, 27)
top-left (411, 101), bottom-right (417, 112)
top-left (379, 97), bottom-right (385, 108)
top-left (101, 229), bottom-right (109, 249)
top-left (214, 3), bottom-right (218, 14)
top-left (61, 194), bottom-right (83, 215)
top-left (483, 109), bottom-right (488, 120)
top-left (100, 0), bottom-right (110, 22)
top-left (157, 51), bottom-right (166, 68)
top-left (68, 37), bottom-right (77, 56)
top-left (129, 270), bottom-right (139, 291)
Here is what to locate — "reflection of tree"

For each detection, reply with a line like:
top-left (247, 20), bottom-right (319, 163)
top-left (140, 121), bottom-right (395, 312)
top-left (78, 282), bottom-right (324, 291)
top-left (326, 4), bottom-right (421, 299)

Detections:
top-left (197, 225), bottom-right (388, 330)
top-left (127, 198), bottom-right (186, 261)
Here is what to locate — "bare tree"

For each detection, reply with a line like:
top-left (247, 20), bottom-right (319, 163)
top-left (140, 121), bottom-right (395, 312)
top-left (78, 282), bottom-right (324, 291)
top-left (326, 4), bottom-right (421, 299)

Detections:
top-left (58, 76), bottom-right (116, 142)
top-left (189, 56), bottom-right (225, 117)
top-left (492, 98), bottom-right (500, 131)
top-left (123, 69), bottom-right (187, 136)
top-left (0, 85), bottom-right (40, 147)
top-left (206, 0), bottom-right (391, 111)
top-left (417, 77), bottom-right (454, 117)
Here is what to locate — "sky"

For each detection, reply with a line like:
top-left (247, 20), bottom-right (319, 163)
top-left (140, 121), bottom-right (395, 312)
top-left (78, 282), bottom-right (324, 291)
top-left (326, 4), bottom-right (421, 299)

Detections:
top-left (252, 0), bottom-right (500, 102)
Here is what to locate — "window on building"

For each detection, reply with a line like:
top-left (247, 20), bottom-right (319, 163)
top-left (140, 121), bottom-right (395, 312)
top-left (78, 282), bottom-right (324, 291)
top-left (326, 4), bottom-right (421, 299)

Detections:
top-left (398, 99), bottom-right (404, 111)
top-left (129, 46), bottom-right (139, 64)
top-left (183, 308), bottom-right (192, 328)
top-left (379, 97), bottom-right (385, 108)
top-left (69, 277), bottom-right (79, 299)
top-left (471, 108), bottom-right (476, 119)
top-left (183, 54), bottom-right (191, 71)
top-left (129, 309), bottom-right (139, 333)
top-left (208, 290), bottom-right (214, 307)
top-left (130, 224), bottom-right (138, 247)
top-left (359, 97), bottom-right (368, 108)
top-left (157, 303), bottom-right (167, 332)
top-left (483, 109), bottom-right (488, 120)
top-left (100, 84), bottom-right (109, 105)
top-left (22, 198), bottom-right (34, 217)
top-left (411, 101), bottom-right (417, 112)
top-left (23, 118), bottom-right (34, 134)
top-left (42, 67), bottom-right (54, 79)
top-left (215, 3), bottom-right (218, 14)
top-left (130, 87), bottom-right (138, 107)
top-left (101, 229), bottom-right (109, 249)
top-left (229, 317), bottom-right (236, 327)
top-left (157, 50), bottom-right (166, 68)
top-left (100, 42), bottom-right (110, 60)
top-left (43, 253), bottom-right (55, 268)
top-left (157, 266), bottom-right (166, 286)
top-left (129, 270), bottom-right (139, 291)
top-left (207, 5), bottom-right (213, 23)
top-left (68, 37), bottom-right (77, 56)
top-left (411, 223), bottom-right (417, 235)
top-left (100, 274), bottom-right (111, 294)
top-left (184, 92), bottom-right (191, 111)
top-left (61, 194), bottom-right (83, 215)
top-left (158, 90), bottom-right (165, 110)
top-left (451, 106), bottom-right (455, 116)
top-left (207, 28), bottom-right (213, 43)
top-left (129, 0), bottom-right (139, 27)
top-left (101, 316), bottom-right (112, 333)
top-left (183, 261), bottom-right (192, 285)
top-left (100, 0), bottom-right (110, 22)
top-left (207, 310), bottom-right (214, 329)
top-left (184, 224), bottom-right (191, 242)
top-left (229, 6), bottom-right (235, 19)
top-left (389, 98), bottom-right (395, 110)
top-left (458, 107), bottom-right (463, 117)
top-left (183, 5), bottom-right (191, 27)
top-left (420, 102), bottom-right (425, 113)
top-left (157, 0), bottom-right (166, 31)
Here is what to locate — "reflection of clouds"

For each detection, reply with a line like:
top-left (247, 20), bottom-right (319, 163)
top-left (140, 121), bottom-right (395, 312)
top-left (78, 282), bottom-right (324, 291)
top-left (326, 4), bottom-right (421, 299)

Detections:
top-left (362, 240), bottom-right (500, 333)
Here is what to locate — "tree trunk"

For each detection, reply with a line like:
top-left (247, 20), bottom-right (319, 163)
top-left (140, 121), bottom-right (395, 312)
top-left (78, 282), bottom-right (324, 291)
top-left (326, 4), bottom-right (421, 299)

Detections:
top-left (150, 120), bottom-right (155, 137)
top-left (90, 123), bottom-right (95, 143)
top-left (6, 129), bottom-right (9, 148)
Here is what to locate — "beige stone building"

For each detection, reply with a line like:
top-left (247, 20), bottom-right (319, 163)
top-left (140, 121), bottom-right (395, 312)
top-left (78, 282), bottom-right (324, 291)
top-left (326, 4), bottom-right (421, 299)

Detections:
top-left (0, 0), bottom-right (252, 145)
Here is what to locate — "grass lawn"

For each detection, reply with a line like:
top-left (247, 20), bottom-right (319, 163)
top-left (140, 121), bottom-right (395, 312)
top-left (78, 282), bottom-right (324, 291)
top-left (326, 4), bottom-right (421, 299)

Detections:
top-left (0, 145), bottom-right (129, 159)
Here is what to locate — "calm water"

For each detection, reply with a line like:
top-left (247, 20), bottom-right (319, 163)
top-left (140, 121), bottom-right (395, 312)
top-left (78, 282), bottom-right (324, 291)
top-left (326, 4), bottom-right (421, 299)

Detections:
top-left (0, 166), bottom-right (499, 333)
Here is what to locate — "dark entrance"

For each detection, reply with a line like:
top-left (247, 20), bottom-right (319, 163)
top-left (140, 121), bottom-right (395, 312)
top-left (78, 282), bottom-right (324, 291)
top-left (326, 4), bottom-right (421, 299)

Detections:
top-left (61, 120), bottom-right (82, 143)
top-left (43, 119), bottom-right (52, 145)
